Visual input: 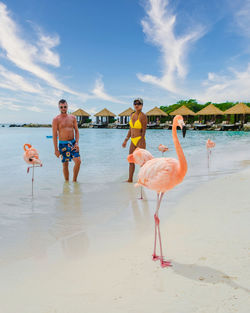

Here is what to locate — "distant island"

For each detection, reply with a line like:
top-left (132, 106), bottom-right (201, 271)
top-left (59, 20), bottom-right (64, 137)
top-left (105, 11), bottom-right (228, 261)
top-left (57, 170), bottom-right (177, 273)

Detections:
top-left (8, 123), bottom-right (52, 127)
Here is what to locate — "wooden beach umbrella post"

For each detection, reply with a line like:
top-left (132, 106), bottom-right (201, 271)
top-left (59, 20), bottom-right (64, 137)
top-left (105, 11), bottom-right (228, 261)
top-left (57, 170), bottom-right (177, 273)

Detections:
top-left (146, 107), bottom-right (168, 125)
top-left (195, 104), bottom-right (224, 124)
top-left (71, 109), bottom-right (91, 126)
top-left (94, 108), bottom-right (116, 126)
top-left (169, 105), bottom-right (195, 123)
top-left (224, 103), bottom-right (250, 124)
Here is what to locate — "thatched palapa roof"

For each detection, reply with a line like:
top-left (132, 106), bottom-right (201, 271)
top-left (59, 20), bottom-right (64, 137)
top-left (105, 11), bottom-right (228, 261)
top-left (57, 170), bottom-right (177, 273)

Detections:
top-left (118, 108), bottom-right (134, 116)
top-left (94, 108), bottom-right (116, 117)
top-left (196, 103), bottom-right (224, 115)
top-left (169, 105), bottom-right (195, 116)
top-left (146, 107), bottom-right (168, 116)
top-left (224, 103), bottom-right (250, 115)
top-left (71, 108), bottom-right (90, 117)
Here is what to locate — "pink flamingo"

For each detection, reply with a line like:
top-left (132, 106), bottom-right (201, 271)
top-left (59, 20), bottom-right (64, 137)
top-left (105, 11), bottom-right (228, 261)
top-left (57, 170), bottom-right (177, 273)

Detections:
top-left (23, 144), bottom-right (42, 196)
top-left (158, 144), bottom-right (168, 156)
top-left (206, 139), bottom-right (215, 168)
top-left (128, 149), bottom-right (153, 199)
top-left (127, 115), bottom-right (187, 268)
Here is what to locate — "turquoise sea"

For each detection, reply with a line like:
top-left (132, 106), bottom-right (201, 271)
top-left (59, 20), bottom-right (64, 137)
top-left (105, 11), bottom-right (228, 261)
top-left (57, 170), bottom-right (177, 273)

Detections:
top-left (0, 128), bottom-right (250, 263)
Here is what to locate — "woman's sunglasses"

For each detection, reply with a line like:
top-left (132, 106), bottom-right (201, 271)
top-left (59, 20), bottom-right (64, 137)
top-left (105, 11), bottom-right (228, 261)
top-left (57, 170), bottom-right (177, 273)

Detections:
top-left (134, 102), bottom-right (142, 106)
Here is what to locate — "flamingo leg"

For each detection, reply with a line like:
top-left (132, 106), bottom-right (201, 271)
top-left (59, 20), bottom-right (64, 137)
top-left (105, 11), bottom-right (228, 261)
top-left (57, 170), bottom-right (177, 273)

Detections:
top-left (154, 192), bottom-right (172, 268)
top-left (32, 165), bottom-right (34, 197)
top-left (152, 193), bottom-right (160, 261)
top-left (207, 148), bottom-right (211, 169)
top-left (27, 164), bottom-right (41, 197)
top-left (138, 186), bottom-right (143, 200)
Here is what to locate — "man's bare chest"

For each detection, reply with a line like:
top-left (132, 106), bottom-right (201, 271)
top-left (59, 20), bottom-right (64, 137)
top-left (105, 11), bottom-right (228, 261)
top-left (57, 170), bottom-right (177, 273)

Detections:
top-left (58, 118), bottom-right (74, 129)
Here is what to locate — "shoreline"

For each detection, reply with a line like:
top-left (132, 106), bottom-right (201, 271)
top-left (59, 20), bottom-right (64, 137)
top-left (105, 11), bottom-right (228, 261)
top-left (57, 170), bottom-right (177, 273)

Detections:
top-left (1, 123), bottom-right (250, 131)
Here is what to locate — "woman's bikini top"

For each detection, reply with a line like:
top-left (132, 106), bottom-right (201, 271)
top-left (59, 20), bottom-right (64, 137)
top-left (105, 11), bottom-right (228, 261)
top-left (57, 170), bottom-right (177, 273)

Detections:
top-left (129, 112), bottom-right (142, 129)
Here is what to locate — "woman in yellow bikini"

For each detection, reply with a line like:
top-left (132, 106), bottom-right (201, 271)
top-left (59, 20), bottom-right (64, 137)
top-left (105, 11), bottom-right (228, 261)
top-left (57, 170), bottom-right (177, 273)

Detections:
top-left (122, 98), bottom-right (147, 182)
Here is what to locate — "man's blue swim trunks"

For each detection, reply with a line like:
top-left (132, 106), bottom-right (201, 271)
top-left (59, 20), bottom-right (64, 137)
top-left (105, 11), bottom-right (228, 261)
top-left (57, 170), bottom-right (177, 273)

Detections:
top-left (59, 139), bottom-right (80, 163)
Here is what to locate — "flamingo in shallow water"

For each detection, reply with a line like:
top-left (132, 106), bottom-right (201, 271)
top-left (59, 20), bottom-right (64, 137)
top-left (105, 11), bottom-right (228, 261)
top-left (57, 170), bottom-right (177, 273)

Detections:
top-left (127, 115), bottom-right (187, 268)
top-left (158, 144), bottom-right (168, 156)
top-left (206, 139), bottom-right (215, 168)
top-left (128, 149), bottom-right (153, 199)
top-left (23, 144), bottom-right (42, 196)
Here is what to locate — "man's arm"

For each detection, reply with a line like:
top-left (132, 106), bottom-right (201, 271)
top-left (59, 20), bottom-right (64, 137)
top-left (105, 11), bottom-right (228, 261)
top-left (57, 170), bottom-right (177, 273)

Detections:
top-left (73, 117), bottom-right (80, 151)
top-left (52, 118), bottom-right (60, 157)
top-left (73, 117), bottom-right (79, 143)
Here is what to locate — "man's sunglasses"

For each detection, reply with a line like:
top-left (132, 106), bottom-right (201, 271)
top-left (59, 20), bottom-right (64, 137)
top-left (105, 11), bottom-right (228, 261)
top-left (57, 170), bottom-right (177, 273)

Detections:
top-left (60, 106), bottom-right (67, 109)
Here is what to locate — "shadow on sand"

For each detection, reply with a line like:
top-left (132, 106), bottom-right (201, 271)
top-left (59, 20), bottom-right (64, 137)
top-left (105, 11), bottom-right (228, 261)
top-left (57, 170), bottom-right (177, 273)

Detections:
top-left (172, 261), bottom-right (250, 294)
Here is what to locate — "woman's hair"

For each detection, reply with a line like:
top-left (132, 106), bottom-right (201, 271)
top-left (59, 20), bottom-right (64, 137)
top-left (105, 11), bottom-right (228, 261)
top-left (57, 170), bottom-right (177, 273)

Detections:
top-left (133, 98), bottom-right (143, 105)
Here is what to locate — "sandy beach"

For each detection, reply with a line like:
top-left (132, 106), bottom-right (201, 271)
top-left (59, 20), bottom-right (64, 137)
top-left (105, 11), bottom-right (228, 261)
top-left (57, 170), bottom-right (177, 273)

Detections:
top-left (1, 1), bottom-right (250, 311)
top-left (0, 166), bottom-right (249, 313)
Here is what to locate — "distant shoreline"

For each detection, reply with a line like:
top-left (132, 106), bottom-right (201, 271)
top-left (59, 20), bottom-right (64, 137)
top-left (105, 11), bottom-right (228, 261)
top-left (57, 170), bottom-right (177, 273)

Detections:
top-left (1, 123), bottom-right (52, 128)
top-left (1, 123), bottom-right (250, 131)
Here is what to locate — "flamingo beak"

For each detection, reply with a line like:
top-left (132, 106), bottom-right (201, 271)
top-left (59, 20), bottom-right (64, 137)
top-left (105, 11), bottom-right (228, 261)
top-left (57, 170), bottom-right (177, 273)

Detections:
top-left (127, 154), bottom-right (135, 163)
top-left (33, 158), bottom-right (42, 166)
top-left (182, 125), bottom-right (186, 138)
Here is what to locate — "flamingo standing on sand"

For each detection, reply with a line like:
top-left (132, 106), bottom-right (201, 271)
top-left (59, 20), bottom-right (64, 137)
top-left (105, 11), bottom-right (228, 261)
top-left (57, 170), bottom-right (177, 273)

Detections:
top-left (127, 115), bottom-right (187, 268)
top-left (158, 144), bottom-right (168, 156)
top-left (206, 139), bottom-right (215, 168)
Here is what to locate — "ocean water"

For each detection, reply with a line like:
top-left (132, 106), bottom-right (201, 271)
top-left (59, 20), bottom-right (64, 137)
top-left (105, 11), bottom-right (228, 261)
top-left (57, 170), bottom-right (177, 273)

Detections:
top-left (0, 127), bottom-right (250, 263)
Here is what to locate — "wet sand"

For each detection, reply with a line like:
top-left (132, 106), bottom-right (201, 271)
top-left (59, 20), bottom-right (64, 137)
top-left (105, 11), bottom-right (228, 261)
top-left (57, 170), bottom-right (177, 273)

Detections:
top-left (0, 168), bottom-right (249, 313)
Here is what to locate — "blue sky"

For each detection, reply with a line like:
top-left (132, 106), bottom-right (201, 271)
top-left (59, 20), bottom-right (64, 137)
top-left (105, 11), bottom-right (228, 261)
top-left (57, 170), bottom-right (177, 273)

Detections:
top-left (1, 0), bottom-right (250, 123)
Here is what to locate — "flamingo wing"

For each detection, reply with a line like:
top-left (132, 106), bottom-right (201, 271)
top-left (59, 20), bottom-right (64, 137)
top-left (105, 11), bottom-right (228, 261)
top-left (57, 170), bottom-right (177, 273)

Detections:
top-left (137, 158), bottom-right (180, 192)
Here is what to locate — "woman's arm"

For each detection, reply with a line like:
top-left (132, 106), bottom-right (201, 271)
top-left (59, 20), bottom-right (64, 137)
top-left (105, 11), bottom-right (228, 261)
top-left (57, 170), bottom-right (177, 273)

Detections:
top-left (137, 113), bottom-right (147, 148)
top-left (140, 114), bottom-right (147, 138)
top-left (122, 128), bottom-right (131, 148)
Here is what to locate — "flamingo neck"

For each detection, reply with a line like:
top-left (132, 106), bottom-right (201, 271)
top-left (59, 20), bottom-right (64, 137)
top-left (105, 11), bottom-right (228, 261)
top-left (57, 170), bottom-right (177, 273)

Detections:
top-left (172, 122), bottom-right (187, 178)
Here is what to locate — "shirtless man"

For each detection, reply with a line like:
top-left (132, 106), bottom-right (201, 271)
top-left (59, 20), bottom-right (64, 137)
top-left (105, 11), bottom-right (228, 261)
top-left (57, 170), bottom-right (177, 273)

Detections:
top-left (122, 98), bottom-right (147, 182)
top-left (52, 99), bottom-right (81, 182)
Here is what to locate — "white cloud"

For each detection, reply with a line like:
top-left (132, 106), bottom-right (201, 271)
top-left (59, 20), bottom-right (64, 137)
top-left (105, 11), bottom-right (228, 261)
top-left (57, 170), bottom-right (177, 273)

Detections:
top-left (0, 92), bottom-right (58, 113)
top-left (0, 65), bottom-right (41, 93)
top-left (138, 0), bottom-right (204, 93)
top-left (0, 95), bottom-right (26, 104)
top-left (68, 104), bottom-right (79, 112)
top-left (0, 2), bottom-right (80, 95)
top-left (36, 33), bottom-right (60, 67)
top-left (8, 104), bottom-right (21, 111)
top-left (26, 106), bottom-right (43, 112)
top-left (0, 2), bottom-right (126, 110)
top-left (196, 63), bottom-right (250, 102)
top-left (92, 76), bottom-right (126, 104)
top-left (234, 0), bottom-right (250, 38)
top-left (192, 0), bottom-right (250, 102)
top-left (87, 107), bottom-right (98, 115)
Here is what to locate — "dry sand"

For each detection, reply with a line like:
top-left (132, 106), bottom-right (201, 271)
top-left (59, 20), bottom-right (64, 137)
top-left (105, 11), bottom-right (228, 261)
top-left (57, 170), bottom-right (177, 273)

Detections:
top-left (0, 169), bottom-right (249, 313)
